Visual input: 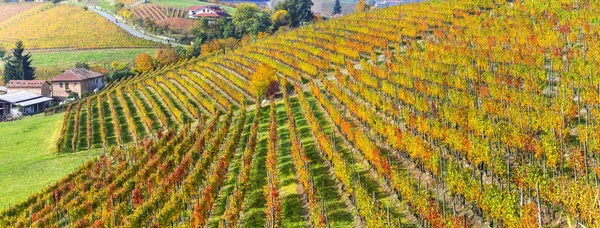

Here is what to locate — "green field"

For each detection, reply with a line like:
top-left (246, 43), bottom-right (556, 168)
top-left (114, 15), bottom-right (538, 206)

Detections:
top-left (0, 114), bottom-right (100, 209)
top-left (29, 48), bottom-right (157, 68)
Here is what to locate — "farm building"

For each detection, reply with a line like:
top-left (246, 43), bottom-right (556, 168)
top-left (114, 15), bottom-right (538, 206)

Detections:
top-left (51, 68), bottom-right (105, 101)
top-left (0, 91), bottom-right (53, 121)
top-left (187, 5), bottom-right (230, 19)
top-left (6, 80), bottom-right (52, 97)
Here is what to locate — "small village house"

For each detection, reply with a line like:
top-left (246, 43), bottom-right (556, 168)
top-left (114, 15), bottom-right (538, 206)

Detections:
top-left (0, 91), bottom-right (53, 121)
top-left (51, 68), bottom-right (105, 101)
top-left (187, 5), bottom-right (230, 19)
top-left (6, 80), bottom-right (52, 97)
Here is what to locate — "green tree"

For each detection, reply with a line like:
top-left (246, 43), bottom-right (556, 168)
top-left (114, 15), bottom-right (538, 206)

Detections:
top-left (333, 0), bottom-right (342, 14)
top-left (190, 17), bottom-right (228, 41)
top-left (3, 41), bottom-right (35, 84)
top-left (177, 37), bottom-right (202, 59)
top-left (274, 0), bottom-right (313, 27)
top-left (232, 4), bottom-right (271, 38)
top-left (0, 47), bottom-right (5, 60)
top-left (115, 3), bottom-right (125, 12)
top-left (108, 60), bottom-right (133, 83)
top-left (75, 62), bottom-right (90, 69)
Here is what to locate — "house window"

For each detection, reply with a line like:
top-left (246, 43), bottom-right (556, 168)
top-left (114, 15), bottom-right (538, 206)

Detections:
top-left (65, 83), bottom-right (70, 90)
top-left (59, 83), bottom-right (63, 88)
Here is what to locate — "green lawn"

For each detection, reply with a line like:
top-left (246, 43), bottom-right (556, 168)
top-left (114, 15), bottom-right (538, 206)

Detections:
top-left (145, 0), bottom-right (236, 15)
top-left (30, 48), bottom-right (158, 68)
top-left (0, 114), bottom-right (100, 209)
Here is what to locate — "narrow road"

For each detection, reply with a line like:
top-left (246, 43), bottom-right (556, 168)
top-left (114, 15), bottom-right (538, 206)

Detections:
top-left (90, 7), bottom-right (184, 47)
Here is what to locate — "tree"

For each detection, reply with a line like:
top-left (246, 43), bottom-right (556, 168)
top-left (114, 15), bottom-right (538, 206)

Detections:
top-left (265, 80), bottom-right (280, 97)
top-left (201, 37), bottom-right (238, 55)
top-left (271, 10), bottom-right (289, 29)
top-left (110, 60), bottom-right (128, 72)
top-left (176, 37), bottom-right (202, 59)
top-left (68, 92), bottom-right (79, 99)
top-left (75, 62), bottom-right (90, 69)
top-left (190, 17), bottom-right (228, 41)
top-left (108, 60), bottom-right (132, 83)
top-left (115, 3), bottom-right (125, 12)
top-left (355, 0), bottom-right (367, 12)
top-left (144, 18), bottom-right (157, 31)
top-left (274, 0), bottom-right (313, 27)
top-left (0, 47), bottom-right (5, 60)
top-left (155, 48), bottom-right (180, 66)
top-left (251, 64), bottom-right (277, 98)
top-left (333, 0), bottom-right (342, 15)
top-left (3, 41), bottom-right (35, 84)
top-left (134, 53), bottom-right (155, 73)
top-left (232, 4), bottom-right (271, 38)
top-left (119, 9), bottom-right (134, 21)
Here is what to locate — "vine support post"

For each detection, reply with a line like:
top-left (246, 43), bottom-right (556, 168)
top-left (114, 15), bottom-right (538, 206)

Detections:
top-left (536, 181), bottom-right (542, 228)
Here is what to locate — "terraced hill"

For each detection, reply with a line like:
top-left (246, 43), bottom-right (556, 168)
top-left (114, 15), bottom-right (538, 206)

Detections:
top-left (2, 0), bottom-right (600, 227)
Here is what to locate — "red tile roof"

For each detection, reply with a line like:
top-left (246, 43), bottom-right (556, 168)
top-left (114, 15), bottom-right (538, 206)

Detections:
top-left (188, 6), bottom-right (206, 11)
top-left (6, 80), bottom-right (49, 89)
top-left (189, 5), bottom-right (229, 18)
top-left (51, 68), bottom-right (105, 82)
top-left (193, 12), bottom-right (224, 17)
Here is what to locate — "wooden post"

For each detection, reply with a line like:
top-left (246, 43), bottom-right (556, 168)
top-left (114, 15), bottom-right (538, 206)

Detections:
top-left (536, 182), bottom-right (542, 228)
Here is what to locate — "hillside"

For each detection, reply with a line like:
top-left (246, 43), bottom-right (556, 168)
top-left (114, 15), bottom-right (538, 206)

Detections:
top-left (0, 4), bottom-right (159, 49)
top-left (2, 0), bottom-right (600, 227)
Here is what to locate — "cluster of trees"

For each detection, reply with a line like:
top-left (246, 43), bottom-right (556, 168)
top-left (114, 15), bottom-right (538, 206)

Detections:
top-left (133, 48), bottom-right (181, 74)
top-left (1, 41), bottom-right (35, 84)
top-left (189, 0), bottom-right (313, 50)
top-left (189, 4), bottom-right (270, 42)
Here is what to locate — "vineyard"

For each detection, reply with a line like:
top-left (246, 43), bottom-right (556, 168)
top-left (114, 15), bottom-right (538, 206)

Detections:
top-left (3, 0), bottom-right (600, 227)
top-left (0, 5), bottom-right (160, 49)
top-left (0, 3), bottom-right (43, 23)
top-left (132, 5), bottom-right (195, 32)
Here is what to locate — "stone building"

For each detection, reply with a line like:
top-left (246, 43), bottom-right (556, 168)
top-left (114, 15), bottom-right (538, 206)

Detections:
top-left (51, 68), bottom-right (105, 100)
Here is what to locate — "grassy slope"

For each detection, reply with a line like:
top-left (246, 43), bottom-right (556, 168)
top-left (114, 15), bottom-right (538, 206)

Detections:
top-left (0, 114), bottom-right (100, 209)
